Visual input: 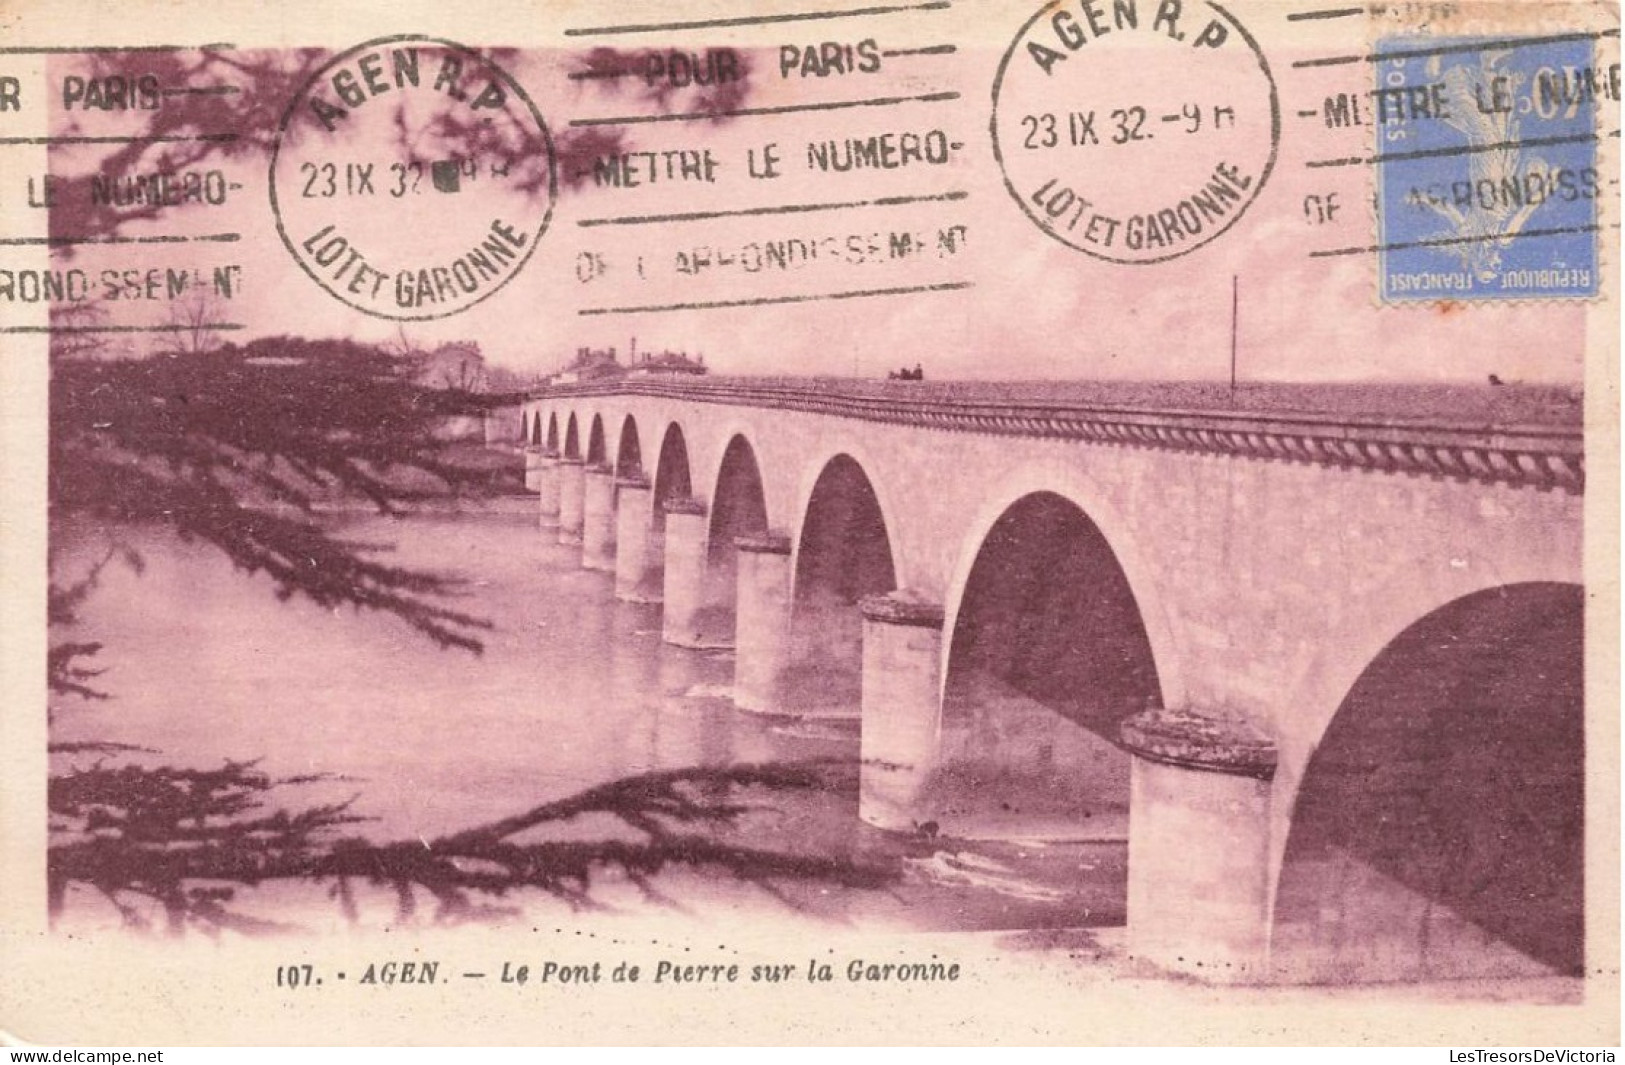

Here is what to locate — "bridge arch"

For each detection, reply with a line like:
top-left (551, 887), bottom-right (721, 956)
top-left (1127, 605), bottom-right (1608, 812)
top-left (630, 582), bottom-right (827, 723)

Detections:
top-left (939, 460), bottom-right (1184, 716)
top-left (698, 434), bottom-right (771, 646)
top-left (652, 421), bottom-right (693, 521)
top-left (1269, 580), bottom-right (1583, 982)
top-left (586, 413), bottom-right (608, 466)
top-left (1269, 537), bottom-right (1585, 914)
top-left (563, 412), bottom-right (580, 460)
top-left (788, 439), bottom-right (906, 591)
top-left (616, 415), bottom-right (644, 478)
top-left (709, 434), bottom-right (770, 540)
top-left (786, 452), bottom-right (899, 715)
top-left (546, 412), bottom-right (559, 453)
top-left (935, 489), bottom-right (1164, 838)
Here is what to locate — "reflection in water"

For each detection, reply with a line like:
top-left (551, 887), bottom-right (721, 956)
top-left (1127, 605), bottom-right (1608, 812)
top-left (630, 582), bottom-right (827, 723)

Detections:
top-left (50, 504), bottom-right (1124, 934)
top-left (934, 672), bottom-right (1131, 842)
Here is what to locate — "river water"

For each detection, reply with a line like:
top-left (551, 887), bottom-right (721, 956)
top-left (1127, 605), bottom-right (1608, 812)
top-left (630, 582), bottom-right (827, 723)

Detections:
top-left (50, 500), bottom-right (1126, 937)
top-left (46, 500), bottom-right (1590, 1011)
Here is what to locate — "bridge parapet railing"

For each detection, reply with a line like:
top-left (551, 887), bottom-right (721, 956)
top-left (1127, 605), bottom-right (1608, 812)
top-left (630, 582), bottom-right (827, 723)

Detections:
top-left (530, 376), bottom-right (1584, 494)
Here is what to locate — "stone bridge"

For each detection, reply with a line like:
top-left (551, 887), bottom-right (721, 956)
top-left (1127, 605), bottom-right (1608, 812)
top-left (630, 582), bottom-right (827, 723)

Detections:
top-left (513, 377), bottom-right (1585, 986)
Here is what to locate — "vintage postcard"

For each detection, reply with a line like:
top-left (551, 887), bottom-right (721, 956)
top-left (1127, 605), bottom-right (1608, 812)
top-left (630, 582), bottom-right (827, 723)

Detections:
top-left (0, 0), bottom-right (1618, 1047)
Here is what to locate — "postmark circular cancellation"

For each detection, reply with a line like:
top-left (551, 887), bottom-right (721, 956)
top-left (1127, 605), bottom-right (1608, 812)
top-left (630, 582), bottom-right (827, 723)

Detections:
top-left (270, 36), bottom-right (557, 320)
top-left (991, 0), bottom-right (1279, 265)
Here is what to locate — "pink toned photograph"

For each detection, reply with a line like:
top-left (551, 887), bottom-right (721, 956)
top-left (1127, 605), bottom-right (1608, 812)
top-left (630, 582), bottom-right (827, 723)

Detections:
top-left (0, 0), bottom-right (1616, 1048)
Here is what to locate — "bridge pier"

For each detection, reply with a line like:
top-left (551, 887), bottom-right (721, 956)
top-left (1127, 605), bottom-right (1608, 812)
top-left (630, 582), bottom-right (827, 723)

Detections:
top-left (856, 592), bottom-right (945, 832)
top-left (522, 446), bottom-right (544, 492)
top-left (1120, 710), bottom-right (1277, 984)
top-left (557, 457), bottom-right (585, 546)
top-left (661, 497), bottom-right (712, 647)
top-left (536, 453), bottom-right (561, 529)
top-left (582, 464), bottom-right (617, 572)
top-left (732, 533), bottom-right (793, 714)
top-left (613, 476), bottom-right (660, 602)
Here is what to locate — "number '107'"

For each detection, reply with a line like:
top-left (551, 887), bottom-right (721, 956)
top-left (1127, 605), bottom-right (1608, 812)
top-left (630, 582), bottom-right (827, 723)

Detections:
top-left (277, 964), bottom-right (316, 987)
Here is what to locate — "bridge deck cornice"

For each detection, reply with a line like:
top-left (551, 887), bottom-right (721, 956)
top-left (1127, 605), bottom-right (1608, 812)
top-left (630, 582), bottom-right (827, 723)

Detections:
top-left (531, 377), bottom-right (1584, 494)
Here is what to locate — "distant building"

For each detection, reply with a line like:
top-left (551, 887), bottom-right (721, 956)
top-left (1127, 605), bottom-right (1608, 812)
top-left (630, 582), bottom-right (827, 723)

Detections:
top-left (628, 348), bottom-right (708, 376)
top-left (551, 340), bottom-right (710, 384)
top-left (552, 345), bottom-right (627, 384)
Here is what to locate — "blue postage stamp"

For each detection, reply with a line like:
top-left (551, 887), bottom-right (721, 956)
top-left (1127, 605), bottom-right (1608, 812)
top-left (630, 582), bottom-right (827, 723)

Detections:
top-left (1376, 35), bottom-right (1603, 302)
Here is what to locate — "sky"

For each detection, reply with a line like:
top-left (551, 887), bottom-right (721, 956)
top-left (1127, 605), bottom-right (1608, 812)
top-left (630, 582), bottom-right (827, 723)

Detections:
top-left (25, 1), bottom-right (1609, 384)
